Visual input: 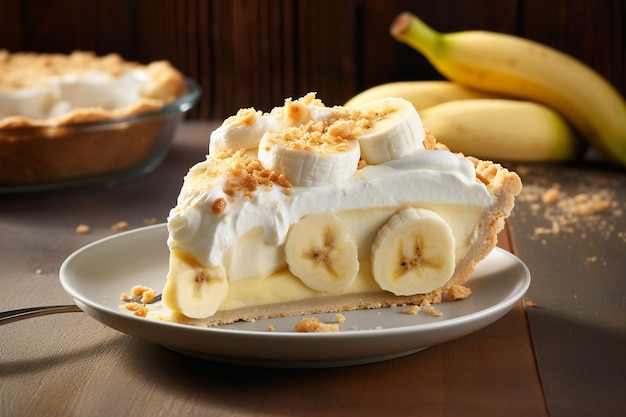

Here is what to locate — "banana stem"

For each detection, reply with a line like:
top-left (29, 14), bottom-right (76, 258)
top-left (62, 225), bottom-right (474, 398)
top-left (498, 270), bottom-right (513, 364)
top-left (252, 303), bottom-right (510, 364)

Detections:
top-left (390, 12), bottom-right (442, 58)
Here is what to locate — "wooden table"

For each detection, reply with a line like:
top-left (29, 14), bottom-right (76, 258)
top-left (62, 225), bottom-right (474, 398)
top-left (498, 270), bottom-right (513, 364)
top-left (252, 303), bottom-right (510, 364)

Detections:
top-left (1, 122), bottom-right (624, 417)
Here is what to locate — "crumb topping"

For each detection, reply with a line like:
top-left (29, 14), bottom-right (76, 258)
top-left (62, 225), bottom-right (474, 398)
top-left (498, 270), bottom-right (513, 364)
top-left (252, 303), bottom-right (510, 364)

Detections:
top-left (262, 119), bottom-right (357, 154)
top-left (211, 197), bottom-right (228, 215)
top-left (185, 149), bottom-right (292, 204)
top-left (224, 108), bottom-right (258, 126)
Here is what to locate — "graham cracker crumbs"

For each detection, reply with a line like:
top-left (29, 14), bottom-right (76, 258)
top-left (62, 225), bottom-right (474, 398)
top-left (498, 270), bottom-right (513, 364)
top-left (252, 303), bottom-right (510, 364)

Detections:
top-left (267, 324), bottom-right (276, 332)
top-left (75, 224), bottom-right (90, 234)
top-left (262, 118), bottom-right (358, 153)
top-left (120, 285), bottom-right (155, 304)
top-left (211, 197), bottom-right (228, 215)
top-left (335, 313), bottom-right (346, 323)
top-left (447, 284), bottom-right (473, 300)
top-left (294, 317), bottom-right (341, 333)
top-left (186, 149), bottom-right (292, 205)
top-left (525, 300), bottom-right (537, 308)
top-left (513, 167), bottom-right (625, 242)
top-left (542, 186), bottom-right (560, 204)
top-left (224, 107), bottom-right (258, 126)
top-left (111, 221), bottom-right (129, 231)
top-left (403, 305), bottom-right (421, 315)
top-left (143, 217), bottom-right (158, 225)
top-left (122, 302), bottom-right (148, 317)
top-left (402, 300), bottom-right (443, 317)
top-left (278, 93), bottom-right (327, 125)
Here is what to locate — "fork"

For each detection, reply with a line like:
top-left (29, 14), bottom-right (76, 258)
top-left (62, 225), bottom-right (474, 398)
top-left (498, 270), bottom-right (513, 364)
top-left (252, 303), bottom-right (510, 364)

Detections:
top-left (0, 293), bottom-right (162, 325)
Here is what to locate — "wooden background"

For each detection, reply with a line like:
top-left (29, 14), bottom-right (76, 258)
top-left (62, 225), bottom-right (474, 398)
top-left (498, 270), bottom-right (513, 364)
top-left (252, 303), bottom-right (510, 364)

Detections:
top-left (1, 0), bottom-right (624, 120)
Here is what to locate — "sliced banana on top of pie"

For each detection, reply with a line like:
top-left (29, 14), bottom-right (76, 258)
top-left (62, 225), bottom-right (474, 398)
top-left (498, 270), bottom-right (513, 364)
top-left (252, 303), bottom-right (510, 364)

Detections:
top-left (162, 93), bottom-right (522, 324)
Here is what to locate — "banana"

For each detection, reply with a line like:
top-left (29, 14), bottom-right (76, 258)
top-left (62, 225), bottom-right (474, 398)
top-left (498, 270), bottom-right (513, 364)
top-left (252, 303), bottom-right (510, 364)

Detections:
top-left (419, 98), bottom-right (584, 162)
top-left (284, 212), bottom-right (359, 293)
top-left (257, 119), bottom-right (361, 186)
top-left (390, 12), bottom-right (626, 166)
top-left (345, 80), bottom-right (503, 110)
top-left (353, 97), bottom-right (425, 164)
top-left (162, 252), bottom-right (229, 319)
top-left (370, 207), bottom-right (455, 296)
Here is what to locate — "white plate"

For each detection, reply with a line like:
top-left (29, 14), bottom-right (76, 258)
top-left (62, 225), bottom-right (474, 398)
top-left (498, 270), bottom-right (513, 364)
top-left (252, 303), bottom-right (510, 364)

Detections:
top-left (60, 224), bottom-right (530, 368)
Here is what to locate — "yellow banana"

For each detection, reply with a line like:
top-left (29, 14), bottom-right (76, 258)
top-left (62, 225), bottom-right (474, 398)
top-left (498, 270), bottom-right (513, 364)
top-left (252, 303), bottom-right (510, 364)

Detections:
top-left (344, 80), bottom-right (502, 110)
top-left (419, 99), bottom-right (584, 163)
top-left (390, 12), bottom-right (626, 167)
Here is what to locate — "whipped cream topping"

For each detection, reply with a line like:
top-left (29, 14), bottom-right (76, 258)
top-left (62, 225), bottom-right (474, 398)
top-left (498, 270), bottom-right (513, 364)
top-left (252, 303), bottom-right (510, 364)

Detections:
top-left (0, 70), bottom-right (153, 120)
top-left (168, 149), bottom-right (494, 272)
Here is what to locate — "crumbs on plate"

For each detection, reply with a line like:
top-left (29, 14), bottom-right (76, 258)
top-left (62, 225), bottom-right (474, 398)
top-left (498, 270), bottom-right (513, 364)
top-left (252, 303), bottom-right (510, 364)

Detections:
top-left (119, 285), bottom-right (157, 317)
top-left (402, 299), bottom-right (443, 317)
top-left (111, 221), bottom-right (129, 231)
top-left (75, 224), bottom-right (90, 234)
top-left (294, 317), bottom-right (341, 333)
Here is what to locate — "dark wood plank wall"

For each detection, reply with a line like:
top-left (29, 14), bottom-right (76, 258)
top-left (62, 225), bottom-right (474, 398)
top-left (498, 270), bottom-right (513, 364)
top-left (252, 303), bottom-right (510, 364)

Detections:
top-left (1, 0), bottom-right (624, 120)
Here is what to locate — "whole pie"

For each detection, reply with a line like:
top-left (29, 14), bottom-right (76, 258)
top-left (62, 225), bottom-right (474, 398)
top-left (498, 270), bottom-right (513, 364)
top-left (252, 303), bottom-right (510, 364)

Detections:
top-left (0, 50), bottom-right (186, 128)
top-left (0, 50), bottom-right (188, 186)
top-left (161, 93), bottom-right (522, 326)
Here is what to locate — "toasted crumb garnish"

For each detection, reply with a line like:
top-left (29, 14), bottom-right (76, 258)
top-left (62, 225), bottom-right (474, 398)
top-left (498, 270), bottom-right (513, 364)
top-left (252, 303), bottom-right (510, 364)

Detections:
top-left (111, 221), bottom-right (129, 231)
top-left (186, 149), bottom-right (292, 205)
top-left (335, 313), bottom-right (346, 323)
top-left (294, 317), bottom-right (340, 333)
top-left (267, 324), bottom-right (276, 332)
top-left (211, 197), bottom-right (228, 215)
top-left (447, 284), bottom-right (473, 300)
top-left (75, 224), bottom-right (90, 234)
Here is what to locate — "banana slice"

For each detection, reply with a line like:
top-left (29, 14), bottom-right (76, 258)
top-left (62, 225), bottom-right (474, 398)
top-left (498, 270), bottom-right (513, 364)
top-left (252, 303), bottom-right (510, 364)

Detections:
top-left (162, 252), bottom-right (229, 319)
top-left (257, 119), bottom-right (361, 186)
top-left (285, 212), bottom-right (360, 293)
top-left (354, 97), bottom-right (426, 165)
top-left (371, 207), bottom-right (455, 295)
top-left (209, 109), bottom-right (283, 154)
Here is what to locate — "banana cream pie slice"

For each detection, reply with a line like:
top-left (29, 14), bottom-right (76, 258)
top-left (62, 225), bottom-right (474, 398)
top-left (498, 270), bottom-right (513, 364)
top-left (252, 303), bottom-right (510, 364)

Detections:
top-left (162, 93), bottom-right (521, 324)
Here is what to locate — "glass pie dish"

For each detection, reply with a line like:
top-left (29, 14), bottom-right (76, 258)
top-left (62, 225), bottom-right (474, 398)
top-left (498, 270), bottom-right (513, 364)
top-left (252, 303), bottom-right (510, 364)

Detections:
top-left (0, 77), bottom-right (201, 193)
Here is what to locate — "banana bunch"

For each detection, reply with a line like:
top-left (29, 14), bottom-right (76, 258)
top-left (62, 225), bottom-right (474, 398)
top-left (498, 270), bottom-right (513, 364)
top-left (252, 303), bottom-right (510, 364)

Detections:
top-left (348, 12), bottom-right (626, 166)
